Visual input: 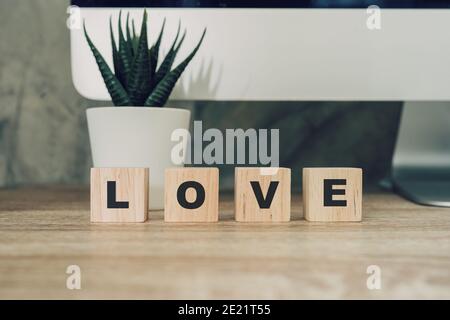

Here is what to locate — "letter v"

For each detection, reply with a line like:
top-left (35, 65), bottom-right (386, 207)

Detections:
top-left (250, 181), bottom-right (279, 208)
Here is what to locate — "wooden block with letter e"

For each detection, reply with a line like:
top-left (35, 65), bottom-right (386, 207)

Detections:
top-left (235, 167), bottom-right (291, 222)
top-left (165, 168), bottom-right (219, 222)
top-left (302, 167), bottom-right (362, 222)
top-left (90, 168), bottom-right (149, 223)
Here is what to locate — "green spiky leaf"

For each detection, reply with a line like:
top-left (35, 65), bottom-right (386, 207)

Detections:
top-left (127, 10), bottom-right (152, 105)
top-left (126, 13), bottom-right (135, 57)
top-left (109, 16), bottom-right (119, 73)
top-left (84, 22), bottom-right (131, 106)
top-left (110, 16), bottom-right (120, 81)
top-left (154, 22), bottom-right (184, 86)
top-left (117, 11), bottom-right (133, 87)
top-left (131, 19), bottom-right (139, 53)
top-left (149, 18), bottom-right (166, 87)
top-left (144, 29), bottom-right (206, 107)
top-left (132, 19), bottom-right (137, 38)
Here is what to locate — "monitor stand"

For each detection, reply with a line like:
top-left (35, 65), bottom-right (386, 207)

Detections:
top-left (392, 102), bottom-right (450, 207)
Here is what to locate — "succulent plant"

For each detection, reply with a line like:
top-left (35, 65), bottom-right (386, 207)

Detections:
top-left (83, 10), bottom-right (206, 107)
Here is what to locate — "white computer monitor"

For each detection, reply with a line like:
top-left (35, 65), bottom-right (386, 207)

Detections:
top-left (70, 1), bottom-right (450, 101)
top-left (69, 1), bottom-right (450, 207)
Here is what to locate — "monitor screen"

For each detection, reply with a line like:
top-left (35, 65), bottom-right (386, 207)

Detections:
top-left (71, 0), bottom-right (450, 9)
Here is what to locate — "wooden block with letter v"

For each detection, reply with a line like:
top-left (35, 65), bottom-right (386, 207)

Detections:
top-left (235, 167), bottom-right (291, 222)
top-left (90, 168), bottom-right (149, 223)
top-left (165, 167), bottom-right (219, 222)
top-left (302, 167), bottom-right (362, 222)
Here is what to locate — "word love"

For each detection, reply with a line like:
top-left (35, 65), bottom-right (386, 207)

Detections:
top-left (90, 167), bottom-right (362, 223)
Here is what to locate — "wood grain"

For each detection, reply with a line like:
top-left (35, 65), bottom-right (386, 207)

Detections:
top-left (165, 168), bottom-right (219, 222)
top-left (235, 167), bottom-right (291, 222)
top-left (90, 168), bottom-right (149, 223)
top-left (0, 187), bottom-right (449, 299)
top-left (303, 167), bottom-right (362, 222)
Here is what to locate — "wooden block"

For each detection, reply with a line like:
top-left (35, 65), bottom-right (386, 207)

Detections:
top-left (235, 167), bottom-right (291, 222)
top-left (90, 168), bottom-right (149, 223)
top-left (164, 168), bottom-right (219, 222)
top-left (303, 167), bottom-right (362, 222)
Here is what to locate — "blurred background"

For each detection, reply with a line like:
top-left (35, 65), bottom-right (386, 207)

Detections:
top-left (0, 0), bottom-right (401, 191)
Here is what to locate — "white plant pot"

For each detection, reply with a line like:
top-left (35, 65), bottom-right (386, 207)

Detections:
top-left (86, 107), bottom-right (191, 210)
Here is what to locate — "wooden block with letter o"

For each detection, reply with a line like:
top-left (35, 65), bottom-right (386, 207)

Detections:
top-left (235, 167), bottom-right (291, 222)
top-left (165, 168), bottom-right (219, 222)
top-left (302, 167), bottom-right (362, 222)
top-left (90, 168), bottom-right (149, 223)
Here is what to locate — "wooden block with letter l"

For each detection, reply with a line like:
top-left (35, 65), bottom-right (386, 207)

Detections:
top-left (235, 167), bottom-right (291, 222)
top-left (165, 168), bottom-right (219, 222)
top-left (90, 168), bottom-right (149, 223)
top-left (302, 167), bottom-right (362, 222)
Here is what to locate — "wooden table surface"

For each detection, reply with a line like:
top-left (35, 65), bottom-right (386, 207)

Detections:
top-left (0, 187), bottom-right (449, 299)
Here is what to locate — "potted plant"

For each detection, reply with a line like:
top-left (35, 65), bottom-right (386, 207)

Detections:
top-left (84, 10), bottom-right (205, 209)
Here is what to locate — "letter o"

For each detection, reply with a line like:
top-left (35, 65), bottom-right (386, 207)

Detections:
top-left (177, 181), bottom-right (206, 209)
